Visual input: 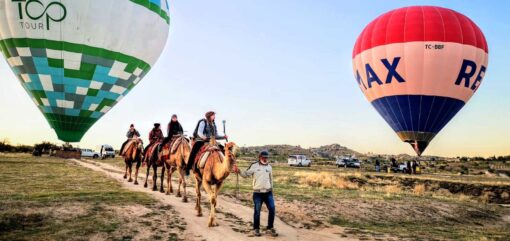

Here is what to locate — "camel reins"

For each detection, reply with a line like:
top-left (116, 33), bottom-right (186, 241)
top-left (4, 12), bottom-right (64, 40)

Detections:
top-left (222, 120), bottom-right (239, 199)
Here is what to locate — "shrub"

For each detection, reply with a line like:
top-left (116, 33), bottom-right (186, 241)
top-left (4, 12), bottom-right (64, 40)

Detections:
top-left (413, 184), bottom-right (426, 196)
top-left (295, 172), bottom-right (358, 190)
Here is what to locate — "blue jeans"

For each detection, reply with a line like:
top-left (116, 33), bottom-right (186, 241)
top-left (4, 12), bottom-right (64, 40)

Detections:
top-left (253, 191), bottom-right (275, 230)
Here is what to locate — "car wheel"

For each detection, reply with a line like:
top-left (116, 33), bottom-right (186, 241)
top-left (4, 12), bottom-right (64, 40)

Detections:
top-left (308, 163), bottom-right (311, 167)
top-left (93, 155), bottom-right (98, 159)
top-left (298, 163), bottom-right (302, 167)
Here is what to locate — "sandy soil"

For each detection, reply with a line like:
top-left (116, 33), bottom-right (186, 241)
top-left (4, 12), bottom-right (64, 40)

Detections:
top-left (73, 159), bottom-right (358, 241)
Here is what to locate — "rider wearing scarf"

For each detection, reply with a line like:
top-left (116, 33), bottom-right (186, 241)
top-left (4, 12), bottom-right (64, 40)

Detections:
top-left (162, 114), bottom-right (184, 145)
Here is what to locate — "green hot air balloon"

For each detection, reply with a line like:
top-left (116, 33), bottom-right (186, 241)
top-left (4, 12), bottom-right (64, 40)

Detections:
top-left (0, 0), bottom-right (170, 142)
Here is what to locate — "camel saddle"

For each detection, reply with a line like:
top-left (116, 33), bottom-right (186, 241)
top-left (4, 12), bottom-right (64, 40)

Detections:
top-left (121, 139), bottom-right (138, 156)
top-left (171, 136), bottom-right (186, 154)
top-left (196, 145), bottom-right (224, 169)
top-left (146, 142), bottom-right (163, 165)
top-left (160, 142), bottom-right (171, 160)
top-left (160, 136), bottom-right (186, 160)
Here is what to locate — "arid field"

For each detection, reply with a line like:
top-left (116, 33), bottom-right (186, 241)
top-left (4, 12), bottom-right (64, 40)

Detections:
top-left (1, 153), bottom-right (509, 241)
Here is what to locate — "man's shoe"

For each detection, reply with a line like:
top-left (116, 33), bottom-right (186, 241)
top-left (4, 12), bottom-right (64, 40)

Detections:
top-left (267, 228), bottom-right (278, 237)
top-left (253, 229), bottom-right (261, 237)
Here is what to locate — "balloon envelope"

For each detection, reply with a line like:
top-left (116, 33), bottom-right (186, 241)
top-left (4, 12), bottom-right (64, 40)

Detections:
top-left (0, 0), bottom-right (170, 142)
top-left (352, 6), bottom-right (488, 155)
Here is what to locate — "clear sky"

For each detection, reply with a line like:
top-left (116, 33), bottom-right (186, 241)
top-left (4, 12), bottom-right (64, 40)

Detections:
top-left (1, 0), bottom-right (509, 157)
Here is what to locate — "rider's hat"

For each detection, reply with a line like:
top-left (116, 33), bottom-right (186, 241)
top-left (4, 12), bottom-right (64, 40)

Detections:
top-left (259, 150), bottom-right (269, 158)
top-left (154, 123), bottom-right (160, 127)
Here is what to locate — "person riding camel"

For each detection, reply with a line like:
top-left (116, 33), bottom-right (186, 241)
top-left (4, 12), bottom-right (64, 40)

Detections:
top-left (119, 124), bottom-right (140, 156)
top-left (185, 111), bottom-right (227, 176)
top-left (162, 114), bottom-right (184, 146)
top-left (143, 123), bottom-right (164, 156)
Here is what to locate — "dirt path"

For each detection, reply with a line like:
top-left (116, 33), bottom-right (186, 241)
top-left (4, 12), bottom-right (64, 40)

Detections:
top-left (73, 159), bottom-right (355, 241)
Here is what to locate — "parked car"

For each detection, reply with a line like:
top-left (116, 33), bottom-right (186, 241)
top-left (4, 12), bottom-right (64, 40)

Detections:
top-left (336, 157), bottom-right (361, 168)
top-left (288, 155), bottom-right (312, 167)
top-left (81, 149), bottom-right (100, 159)
top-left (99, 144), bottom-right (115, 159)
top-left (390, 163), bottom-right (409, 173)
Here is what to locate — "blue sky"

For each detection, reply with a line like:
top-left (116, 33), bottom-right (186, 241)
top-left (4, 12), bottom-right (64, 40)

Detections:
top-left (1, 0), bottom-right (509, 157)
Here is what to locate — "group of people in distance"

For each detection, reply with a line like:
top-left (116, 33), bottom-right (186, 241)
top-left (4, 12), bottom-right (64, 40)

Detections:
top-left (119, 111), bottom-right (278, 237)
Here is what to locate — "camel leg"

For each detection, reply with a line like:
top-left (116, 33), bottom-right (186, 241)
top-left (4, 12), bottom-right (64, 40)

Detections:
top-left (176, 166), bottom-right (181, 197)
top-left (134, 163), bottom-right (139, 185)
top-left (144, 161), bottom-right (150, 188)
top-left (179, 168), bottom-right (188, 202)
top-left (203, 182), bottom-right (218, 227)
top-left (165, 164), bottom-right (171, 195)
top-left (124, 161), bottom-right (128, 179)
top-left (128, 162), bottom-right (132, 181)
top-left (152, 164), bottom-right (158, 191)
top-left (177, 176), bottom-right (182, 197)
top-left (170, 166), bottom-right (175, 194)
top-left (160, 165), bottom-right (165, 193)
top-left (194, 175), bottom-right (202, 216)
top-left (127, 161), bottom-right (133, 182)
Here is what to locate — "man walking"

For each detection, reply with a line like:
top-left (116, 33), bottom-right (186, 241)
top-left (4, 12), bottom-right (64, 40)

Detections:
top-left (234, 150), bottom-right (278, 237)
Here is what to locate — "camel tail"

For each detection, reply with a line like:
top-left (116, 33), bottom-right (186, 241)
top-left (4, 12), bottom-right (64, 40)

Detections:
top-left (180, 142), bottom-right (189, 166)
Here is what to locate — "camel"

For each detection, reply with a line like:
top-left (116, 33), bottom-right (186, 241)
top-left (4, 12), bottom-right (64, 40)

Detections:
top-left (123, 139), bottom-right (143, 185)
top-left (158, 135), bottom-right (191, 202)
top-left (143, 142), bottom-right (165, 192)
top-left (193, 140), bottom-right (237, 227)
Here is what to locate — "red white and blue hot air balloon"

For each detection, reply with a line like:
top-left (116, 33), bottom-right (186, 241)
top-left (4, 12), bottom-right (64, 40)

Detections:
top-left (352, 6), bottom-right (488, 156)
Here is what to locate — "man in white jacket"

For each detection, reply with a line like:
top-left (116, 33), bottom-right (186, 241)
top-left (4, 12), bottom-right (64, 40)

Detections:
top-left (234, 150), bottom-right (278, 237)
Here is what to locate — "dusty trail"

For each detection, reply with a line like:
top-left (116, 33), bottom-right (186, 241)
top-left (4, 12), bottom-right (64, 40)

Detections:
top-left (73, 159), bottom-right (355, 241)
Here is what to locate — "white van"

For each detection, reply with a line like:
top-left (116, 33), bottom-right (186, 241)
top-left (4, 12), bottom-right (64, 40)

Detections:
top-left (99, 144), bottom-right (115, 158)
top-left (81, 149), bottom-right (100, 159)
top-left (288, 155), bottom-right (312, 167)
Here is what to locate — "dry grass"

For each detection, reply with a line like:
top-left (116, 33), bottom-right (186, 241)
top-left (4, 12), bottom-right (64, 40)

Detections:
top-left (458, 194), bottom-right (471, 202)
top-left (413, 184), bottom-right (426, 196)
top-left (384, 185), bottom-right (401, 196)
top-left (294, 172), bottom-right (358, 189)
top-left (0, 155), bottom-right (186, 240)
top-left (481, 191), bottom-right (495, 204)
top-left (501, 191), bottom-right (509, 199)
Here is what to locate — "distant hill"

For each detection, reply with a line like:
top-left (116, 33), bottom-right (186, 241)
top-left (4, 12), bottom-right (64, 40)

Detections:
top-left (239, 144), bottom-right (360, 161)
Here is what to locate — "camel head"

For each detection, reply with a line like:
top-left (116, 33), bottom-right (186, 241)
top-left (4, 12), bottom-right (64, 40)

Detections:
top-left (224, 142), bottom-right (238, 169)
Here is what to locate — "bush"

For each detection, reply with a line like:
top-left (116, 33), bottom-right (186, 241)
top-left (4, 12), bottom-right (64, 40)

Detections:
top-left (0, 140), bottom-right (59, 154)
top-left (0, 140), bottom-right (32, 153)
top-left (413, 184), bottom-right (426, 196)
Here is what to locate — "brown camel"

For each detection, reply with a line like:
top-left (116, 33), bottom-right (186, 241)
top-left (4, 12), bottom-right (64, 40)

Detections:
top-left (143, 142), bottom-right (165, 192)
top-left (193, 141), bottom-right (237, 227)
top-left (123, 139), bottom-right (143, 185)
top-left (159, 135), bottom-right (191, 202)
